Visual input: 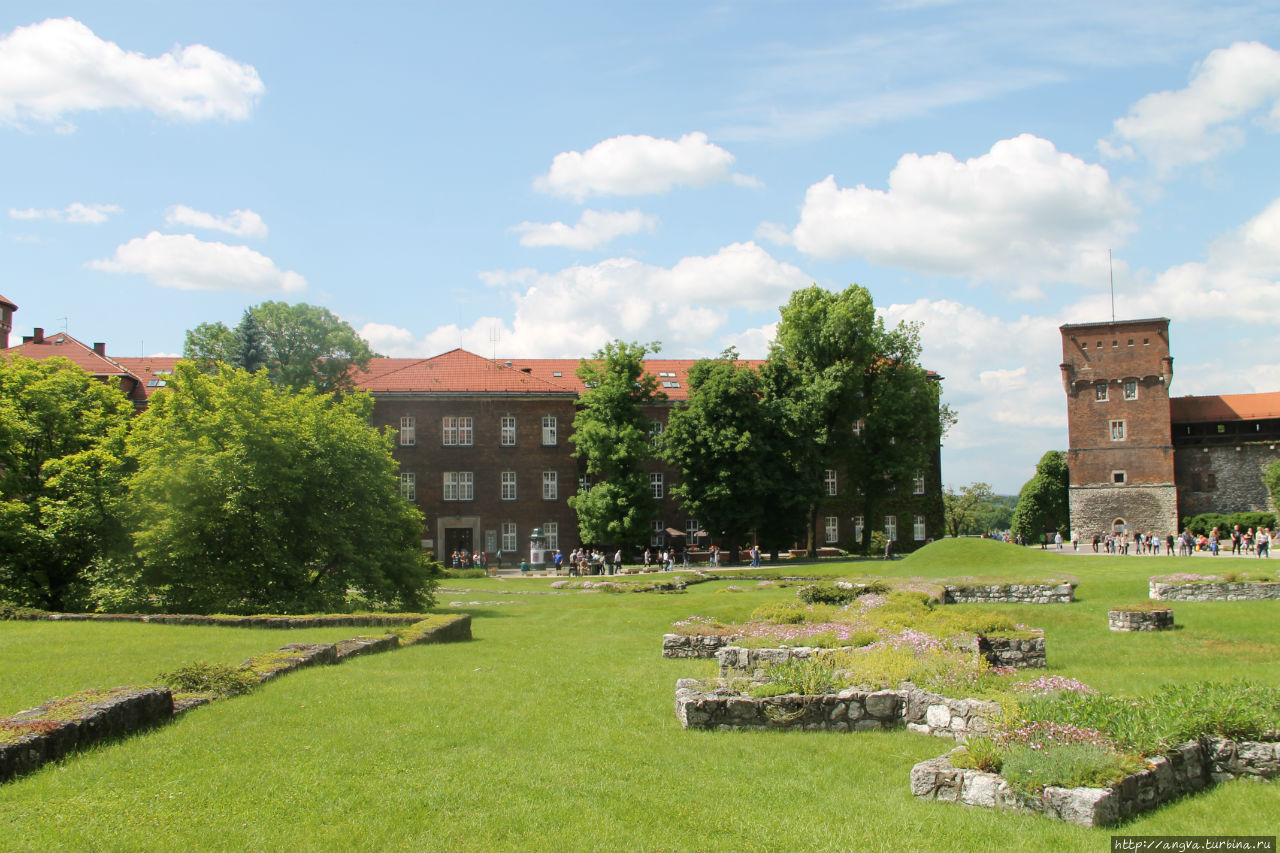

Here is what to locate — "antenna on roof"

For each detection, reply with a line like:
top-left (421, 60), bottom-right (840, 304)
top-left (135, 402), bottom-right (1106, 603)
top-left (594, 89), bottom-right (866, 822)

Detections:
top-left (1109, 248), bottom-right (1116, 325)
top-left (488, 325), bottom-right (501, 361)
top-left (57, 316), bottom-right (68, 333)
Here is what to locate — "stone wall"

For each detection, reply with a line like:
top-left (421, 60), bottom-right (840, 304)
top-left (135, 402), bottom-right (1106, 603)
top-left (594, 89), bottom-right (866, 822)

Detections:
top-left (943, 583), bottom-right (1075, 604)
top-left (712, 637), bottom-right (1045, 679)
top-left (912, 737), bottom-right (1280, 828)
top-left (1109, 609), bottom-right (1174, 631)
top-left (1175, 443), bottom-right (1280, 519)
top-left (1069, 483), bottom-right (1178, 541)
top-left (662, 633), bottom-right (740, 658)
top-left (17, 612), bottom-right (426, 628)
top-left (975, 636), bottom-right (1047, 668)
top-left (1149, 579), bottom-right (1280, 601)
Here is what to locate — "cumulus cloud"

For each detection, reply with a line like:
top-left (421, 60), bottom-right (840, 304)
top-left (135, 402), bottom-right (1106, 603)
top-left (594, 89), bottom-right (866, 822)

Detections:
top-left (0, 17), bottom-right (264, 128)
top-left (364, 242), bottom-right (809, 359)
top-left (165, 205), bottom-right (268, 238)
top-left (534, 132), bottom-right (756, 201)
top-left (790, 134), bottom-right (1136, 291)
top-left (9, 202), bottom-right (121, 223)
top-left (512, 209), bottom-right (657, 250)
top-left (88, 232), bottom-right (304, 293)
top-left (1102, 41), bottom-right (1280, 173)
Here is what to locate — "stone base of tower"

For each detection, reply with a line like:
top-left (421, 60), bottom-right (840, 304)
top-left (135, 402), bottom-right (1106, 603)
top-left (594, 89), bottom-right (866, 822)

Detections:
top-left (1069, 483), bottom-right (1179, 541)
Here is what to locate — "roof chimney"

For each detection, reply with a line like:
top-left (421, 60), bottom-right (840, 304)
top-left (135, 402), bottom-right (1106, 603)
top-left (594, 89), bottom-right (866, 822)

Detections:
top-left (94, 342), bottom-right (106, 356)
top-left (33, 327), bottom-right (43, 344)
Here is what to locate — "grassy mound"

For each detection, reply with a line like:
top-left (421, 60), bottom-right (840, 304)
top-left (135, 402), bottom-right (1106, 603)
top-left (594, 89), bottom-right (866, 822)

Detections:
top-left (898, 538), bottom-right (1068, 578)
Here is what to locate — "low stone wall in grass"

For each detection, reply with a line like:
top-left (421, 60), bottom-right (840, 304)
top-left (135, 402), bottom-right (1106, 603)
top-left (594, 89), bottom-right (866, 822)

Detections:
top-left (713, 636), bottom-right (1045, 679)
top-left (662, 633), bottom-right (740, 658)
top-left (1109, 609), bottom-right (1175, 631)
top-left (973, 636), bottom-right (1046, 668)
top-left (15, 612), bottom-right (427, 629)
top-left (911, 737), bottom-right (1280, 828)
top-left (1149, 579), bottom-right (1280, 602)
top-left (943, 583), bottom-right (1075, 604)
top-left (675, 680), bottom-right (997, 741)
top-left (0, 687), bottom-right (173, 783)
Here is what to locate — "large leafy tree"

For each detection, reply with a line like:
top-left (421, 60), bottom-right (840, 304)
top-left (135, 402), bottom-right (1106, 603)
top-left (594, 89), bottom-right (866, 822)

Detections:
top-left (1265, 460), bottom-right (1280, 514)
top-left (568, 340), bottom-right (663, 548)
top-left (661, 351), bottom-right (812, 561)
top-left (944, 482), bottom-right (997, 537)
top-left (183, 301), bottom-right (375, 394)
top-left (1010, 451), bottom-right (1070, 542)
top-left (126, 362), bottom-right (436, 613)
top-left (770, 284), bottom-right (952, 554)
top-left (0, 356), bottom-right (133, 609)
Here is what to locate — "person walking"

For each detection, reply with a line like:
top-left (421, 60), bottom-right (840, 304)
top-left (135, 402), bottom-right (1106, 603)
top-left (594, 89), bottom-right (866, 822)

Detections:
top-left (613, 549), bottom-right (622, 574)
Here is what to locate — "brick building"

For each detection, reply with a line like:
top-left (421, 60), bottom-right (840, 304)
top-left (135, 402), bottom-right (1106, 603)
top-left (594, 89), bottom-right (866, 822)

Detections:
top-left (1059, 318), bottom-right (1279, 538)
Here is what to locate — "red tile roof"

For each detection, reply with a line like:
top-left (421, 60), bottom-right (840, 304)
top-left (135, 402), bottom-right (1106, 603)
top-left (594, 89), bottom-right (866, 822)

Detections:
top-left (1171, 393), bottom-right (1280, 424)
top-left (502, 357), bottom-right (767, 401)
top-left (114, 356), bottom-right (182, 399)
top-left (352, 348), bottom-right (579, 395)
top-left (2, 332), bottom-right (150, 402)
top-left (0, 294), bottom-right (16, 310)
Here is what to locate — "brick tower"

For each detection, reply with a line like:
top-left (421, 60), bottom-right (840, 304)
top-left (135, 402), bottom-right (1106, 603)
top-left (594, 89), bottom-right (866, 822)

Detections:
top-left (0, 295), bottom-right (15, 349)
top-left (1059, 318), bottom-right (1178, 539)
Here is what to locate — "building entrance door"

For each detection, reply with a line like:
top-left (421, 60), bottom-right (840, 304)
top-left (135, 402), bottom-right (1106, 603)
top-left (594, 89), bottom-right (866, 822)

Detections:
top-left (444, 527), bottom-right (473, 559)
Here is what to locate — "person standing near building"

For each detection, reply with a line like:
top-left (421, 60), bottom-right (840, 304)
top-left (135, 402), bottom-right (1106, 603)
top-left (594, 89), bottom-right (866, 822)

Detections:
top-left (613, 549), bottom-right (622, 574)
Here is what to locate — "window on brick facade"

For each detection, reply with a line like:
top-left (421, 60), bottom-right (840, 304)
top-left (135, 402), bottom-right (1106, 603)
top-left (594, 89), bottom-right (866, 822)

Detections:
top-left (1113, 471), bottom-right (1126, 484)
top-left (852, 419), bottom-right (864, 436)
top-left (399, 472), bottom-right (415, 501)
top-left (500, 416), bottom-right (516, 446)
top-left (501, 522), bottom-right (517, 552)
top-left (443, 471), bottom-right (473, 501)
top-left (1191, 473), bottom-right (1202, 491)
top-left (913, 515), bottom-right (926, 541)
top-left (1110, 419), bottom-right (1126, 441)
top-left (500, 471), bottom-right (517, 501)
top-left (578, 472), bottom-right (593, 492)
top-left (442, 416), bottom-right (473, 446)
top-left (544, 522), bottom-right (558, 551)
top-left (651, 520), bottom-right (665, 547)
top-left (824, 469), bottom-right (838, 496)
top-left (1207, 472), bottom-right (1217, 490)
top-left (1123, 379), bottom-right (1138, 400)
top-left (686, 518), bottom-right (700, 542)
top-left (399, 416), bottom-right (415, 446)
top-left (824, 516), bottom-right (838, 544)
top-left (913, 472), bottom-right (926, 495)
top-left (542, 416), bottom-right (557, 446)
top-left (542, 470), bottom-right (558, 500)
top-left (651, 472), bottom-right (664, 499)
top-left (884, 515), bottom-right (897, 541)
top-left (1095, 382), bottom-right (1108, 401)
top-left (854, 515), bottom-right (864, 543)
top-left (649, 420), bottom-right (664, 448)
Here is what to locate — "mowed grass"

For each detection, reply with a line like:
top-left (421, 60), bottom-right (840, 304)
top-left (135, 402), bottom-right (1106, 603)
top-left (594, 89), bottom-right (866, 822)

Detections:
top-left (1, 541), bottom-right (1278, 851)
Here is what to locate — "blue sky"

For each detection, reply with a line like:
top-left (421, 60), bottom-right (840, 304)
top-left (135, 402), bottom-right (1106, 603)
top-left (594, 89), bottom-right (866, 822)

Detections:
top-left (3, 2), bottom-right (1279, 493)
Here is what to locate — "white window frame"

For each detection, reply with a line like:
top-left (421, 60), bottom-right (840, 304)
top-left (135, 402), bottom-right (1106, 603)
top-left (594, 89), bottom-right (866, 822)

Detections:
top-left (854, 515), bottom-right (864, 543)
top-left (1112, 470), bottom-right (1126, 484)
top-left (852, 419), bottom-right (864, 436)
top-left (500, 471), bottom-right (517, 501)
top-left (1095, 382), bottom-right (1108, 402)
top-left (442, 416), bottom-right (473, 446)
top-left (1110, 419), bottom-right (1126, 441)
top-left (913, 472), bottom-right (926, 495)
top-left (399, 472), bottom-right (415, 501)
top-left (686, 518), bottom-right (700, 542)
top-left (443, 471), bottom-right (474, 501)
top-left (824, 516), bottom-right (838, 544)
top-left (501, 522), bottom-right (517, 552)
top-left (542, 470), bottom-right (558, 500)
top-left (542, 415), bottom-right (557, 446)
top-left (649, 420), bottom-right (664, 448)
top-left (544, 521), bottom-right (558, 551)
top-left (824, 469), bottom-right (838, 497)
top-left (500, 416), bottom-right (516, 446)
top-left (884, 515), bottom-right (897, 542)
top-left (651, 472), bottom-right (664, 500)
top-left (399, 416), bottom-right (415, 447)
top-left (913, 514), bottom-right (926, 541)
top-left (1123, 379), bottom-right (1138, 401)
top-left (650, 520), bottom-right (665, 547)
top-left (578, 472), bottom-right (593, 492)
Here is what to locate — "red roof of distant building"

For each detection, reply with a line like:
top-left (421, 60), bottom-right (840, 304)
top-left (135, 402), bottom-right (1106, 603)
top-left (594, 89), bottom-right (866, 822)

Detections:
top-left (0, 294), bottom-right (16, 310)
top-left (114, 356), bottom-right (182, 399)
top-left (502, 357), bottom-right (768, 401)
top-left (2, 332), bottom-right (151, 402)
top-left (352, 348), bottom-right (578, 395)
top-left (1171, 393), bottom-right (1280, 424)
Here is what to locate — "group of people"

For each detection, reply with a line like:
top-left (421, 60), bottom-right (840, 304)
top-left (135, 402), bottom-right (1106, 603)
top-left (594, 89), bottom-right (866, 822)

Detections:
top-left (449, 549), bottom-right (489, 571)
top-left (642, 547), bottom-right (689, 571)
top-left (1072, 525), bottom-right (1274, 557)
top-left (553, 547), bottom-right (624, 575)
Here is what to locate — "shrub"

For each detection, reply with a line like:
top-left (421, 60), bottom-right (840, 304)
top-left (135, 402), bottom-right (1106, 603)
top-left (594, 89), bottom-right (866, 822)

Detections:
top-left (750, 657), bottom-right (840, 697)
top-left (441, 568), bottom-right (488, 579)
top-left (1000, 743), bottom-right (1144, 795)
top-left (158, 662), bottom-right (259, 697)
top-left (951, 737), bottom-right (1002, 773)
top-left (1182, 512), bottom-right (1276, 537)
top-left (0, 601), bottom-right (46, 620)
top-left (750, 601), bottom-right (839, 624)
top-left (798, 584), bottom-right (858, 606)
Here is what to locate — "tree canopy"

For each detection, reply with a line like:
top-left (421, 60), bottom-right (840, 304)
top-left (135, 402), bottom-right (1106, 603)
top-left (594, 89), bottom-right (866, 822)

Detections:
top-left (944, 482), bottom-right (997, 537)
top-left (125, 362), bottom-right (435, 613)
top-left (0, 356), bottom-right (133, 609)
top-left (567, 340), bottom-right (663, 548)
top-left (769, 284), bottom-right (952, 553)
top-left (183, 301), bottom-right (375, 394)
top-left (1010, 451), bottom-right (1070, 541)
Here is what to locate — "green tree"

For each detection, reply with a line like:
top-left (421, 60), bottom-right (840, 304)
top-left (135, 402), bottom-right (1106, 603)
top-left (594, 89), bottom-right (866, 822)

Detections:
top-left (0, 356), bottom-right (133, 609)
top-left (660, 351), bottom-right (811, 562)
top-left (1265, 460), bottom-right (1280, 514)
top-left (125, 362), bottom-right (436, 613)
top-left (568, 341), bottom-right (663, 548)
top-left (770, 284), bottom-right (952, 555)
top-left (971, 494), bottom-right (1017, 535)
top-left (183, 301), bottom-right (375, 394)
top-left (1010, 451), bottom-right (1070, 543)
top-left (943, 482), bottom-right (997, 537)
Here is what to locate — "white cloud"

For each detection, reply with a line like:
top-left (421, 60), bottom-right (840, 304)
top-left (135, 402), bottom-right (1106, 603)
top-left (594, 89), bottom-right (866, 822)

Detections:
top-left (165, 205), bottom-right (268, 238)
top-left (718, 321), bottom-right (778, 359)
top-left (1103, 41), bottom-right (1280, 173)
top-left (10, 202), bottom-right (121, 223)
top-left (0, 17), bottom-right (264, 128)
top-left (366, 242), bottom-right (809, 359)
top-left (534, 132), bottom-right (755, 201)
top-left (88, 232), bottom-right (304, 293)
top-left (512, 209), bottom-right (657, 250)
top-left (790, 134), bottom-right (1136, 291)
top-left (477, 267), bottom-right (538, 288)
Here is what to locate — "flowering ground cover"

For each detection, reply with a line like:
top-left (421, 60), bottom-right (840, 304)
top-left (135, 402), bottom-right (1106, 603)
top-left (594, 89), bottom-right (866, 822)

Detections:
top-left (2, 539), bottom-right (1279, 850)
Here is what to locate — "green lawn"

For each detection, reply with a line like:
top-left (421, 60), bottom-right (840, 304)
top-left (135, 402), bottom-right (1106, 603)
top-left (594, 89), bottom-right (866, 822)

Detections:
top-left (1, 541), bottom-right (1278, 851)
